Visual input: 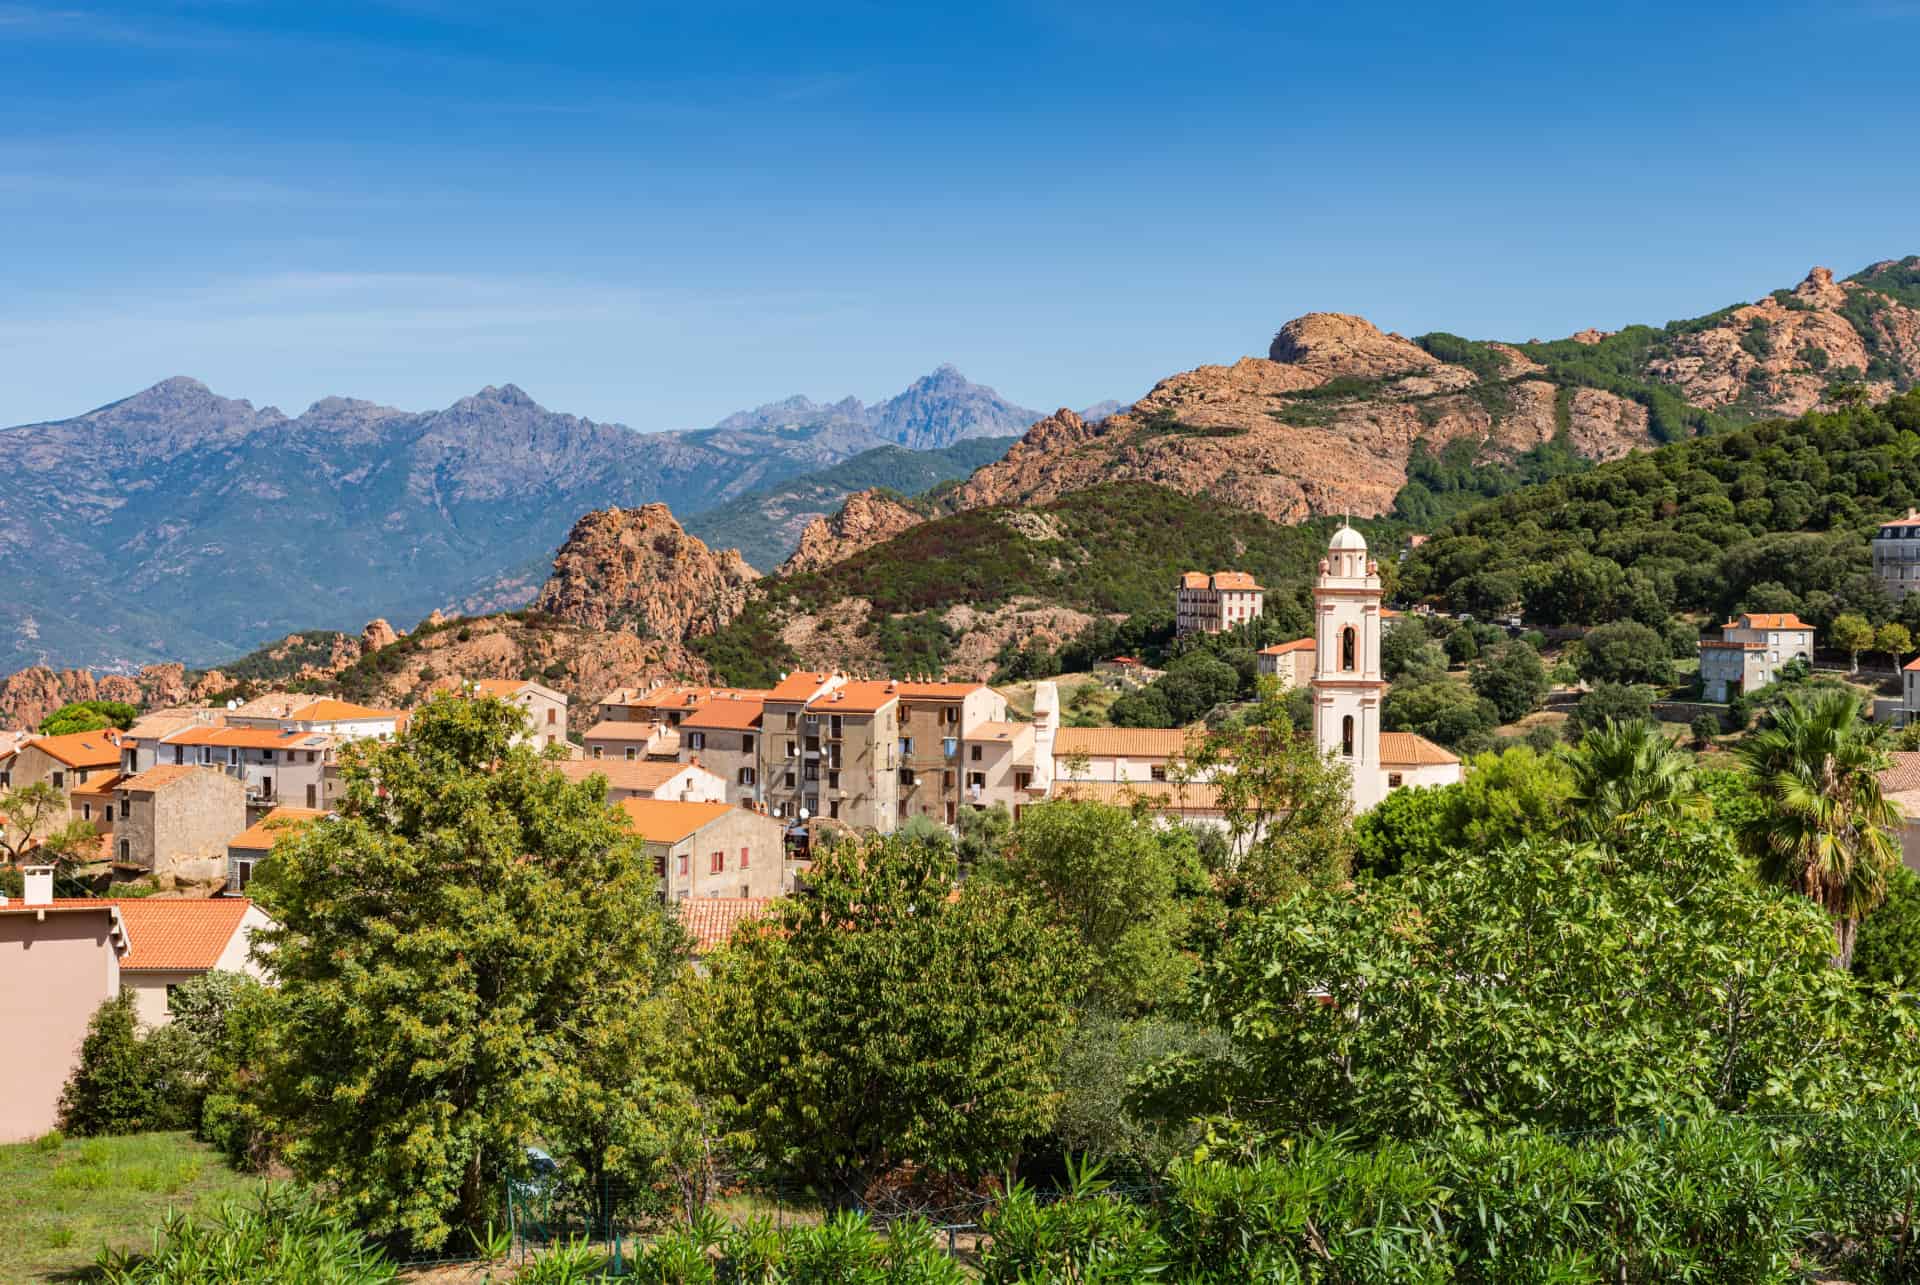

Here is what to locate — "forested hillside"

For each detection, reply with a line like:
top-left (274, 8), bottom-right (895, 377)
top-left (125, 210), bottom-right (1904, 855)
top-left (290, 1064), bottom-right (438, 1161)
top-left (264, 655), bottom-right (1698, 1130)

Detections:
top-left (1401, 388), bottom-right (1920, 631)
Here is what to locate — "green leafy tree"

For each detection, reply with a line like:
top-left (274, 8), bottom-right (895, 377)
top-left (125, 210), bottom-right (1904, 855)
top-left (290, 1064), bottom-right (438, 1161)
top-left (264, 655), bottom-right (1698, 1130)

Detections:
top-left (1854, 865), bottom-right (1920, 988)
top-left (1832, 612), bottom-right (1875, 674)
top-left (1577, 621), bottom-right (1676, 687)
top-left (1182, 687), bottom-right (1354, 906)
top-left (1569, 681), bottom-right (1655, 736)
top-left (1187, 825), bottom-right (1918, 1141)
top-left (1735, 689), bottom-right (1901, 968)
top-left (0, 780), bottom-right (99, 869)
top-left (979, 800), bottom-right (1208, 1012)
top-left (1351, 782), bottom-right (1457, 878)
top-left (1469, 640), bottom-right (1549, 723)
top-left (1379, 618), bottom-right (1431, 680)
top-left (1690, 713), bottom-right (1720, 748)
top-left (57, 993), bottom-right (161, 1136)
top-left (247, 694), bottom-right (681, 1251)
top-left (698, 833), bottom-right (1084, 1204)
top-left (955, 801), bottom-right (1013, 871)
top-left (1382, 677), bottom-right (1499, 750)
top-left (1566, 719), bottom-right (1709, 841)
top-left (1877, 621), bottom-right (1913, 671)
top-left (38, 699), bottom-right (137, 735)
top-left (1443, 744), bottom-right (1575, 853)
top-left (1443, 628), bottom-right (1479, 665)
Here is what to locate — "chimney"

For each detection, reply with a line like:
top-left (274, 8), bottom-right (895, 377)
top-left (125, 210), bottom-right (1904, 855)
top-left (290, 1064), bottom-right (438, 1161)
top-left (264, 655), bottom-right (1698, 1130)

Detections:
top-left (23, 866), bottom-right (53, 907)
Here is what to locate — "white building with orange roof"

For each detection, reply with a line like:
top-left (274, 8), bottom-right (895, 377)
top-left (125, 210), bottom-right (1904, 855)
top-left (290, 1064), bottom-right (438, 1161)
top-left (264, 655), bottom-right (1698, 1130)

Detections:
top-left (1052, 725), bottom-right (1206, 786)
top-left (1176, 570), bottom-right (1265, 635)
top-left (1875, 510), bottom-right (1920, 603)
top-left (466, 677), bottom-right (569, 751)
top-left (554, 758), bottom-right (726, 804)
top-left (583, 718), bottom-right (681, 763)
top-left (618, 799), bottom-right (786, 901)
top-left (156, 724), bottom-right (339, 812)
top-left (1699, 612), bottom-right (1815, 702)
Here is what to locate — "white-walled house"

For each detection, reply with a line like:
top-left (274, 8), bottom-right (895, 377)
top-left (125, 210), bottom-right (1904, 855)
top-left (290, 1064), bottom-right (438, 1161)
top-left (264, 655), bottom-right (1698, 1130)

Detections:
top-left (1699, 613), bottom-right (1815, 702)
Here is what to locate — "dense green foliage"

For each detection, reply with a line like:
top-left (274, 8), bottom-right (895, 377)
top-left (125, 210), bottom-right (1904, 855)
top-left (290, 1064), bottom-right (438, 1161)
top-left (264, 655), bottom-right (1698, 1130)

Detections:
top-left (1403, 389), bottom-right (1920, 628)
top-left (246, 694), bottom-right (687, 1252)
top-left (39, 699), bottom-right (137, 735)
top-left (1855, 864), bottom-right (1920, 989)
top-left (1392, 433), bottom-right (1590, 528)
top-left (57, 995), bottom-right (163, 1137)
top-left (682, 436), bottom-right (1017, 571)
top-left (695, 483), bottom-right (1359, 686)
top-left (95, 1188), bottom-right (398, 1284)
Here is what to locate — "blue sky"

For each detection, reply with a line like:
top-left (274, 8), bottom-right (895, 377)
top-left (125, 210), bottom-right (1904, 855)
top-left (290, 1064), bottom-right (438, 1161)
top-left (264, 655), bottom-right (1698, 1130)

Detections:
top-left (3, 1), bottom-right (1918, 431)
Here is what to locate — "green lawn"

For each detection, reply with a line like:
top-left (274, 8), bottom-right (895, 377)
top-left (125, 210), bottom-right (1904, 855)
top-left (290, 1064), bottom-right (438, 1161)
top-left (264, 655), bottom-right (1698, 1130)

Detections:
top-left (0, 1131), bottom-right (261, 1280)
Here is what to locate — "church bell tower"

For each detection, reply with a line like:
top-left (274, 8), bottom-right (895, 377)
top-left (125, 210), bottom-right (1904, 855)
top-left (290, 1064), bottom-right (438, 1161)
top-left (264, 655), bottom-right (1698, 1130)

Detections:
top-left (1311, 523), bottom-right (1385, 811)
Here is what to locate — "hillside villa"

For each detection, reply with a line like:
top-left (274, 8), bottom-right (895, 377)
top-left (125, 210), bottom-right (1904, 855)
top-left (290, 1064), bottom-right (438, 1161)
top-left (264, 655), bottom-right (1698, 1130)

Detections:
top-left (1698, 613), bottom-right (1816, 702)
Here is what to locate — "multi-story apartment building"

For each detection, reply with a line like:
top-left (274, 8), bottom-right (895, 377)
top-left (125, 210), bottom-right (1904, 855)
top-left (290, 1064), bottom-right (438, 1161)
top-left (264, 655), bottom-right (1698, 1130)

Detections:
top-left (675, 695), bottom-right (765, 806)
top-left (1698, 612), bottom-right (1816, 701)
top-left (1875, 510), bottom-right (1920, 603)
top-left (110, 764), bottom-right (246, 877)
top-left (800, 680), bottom-right (902, 829)
top-left (894, 682), bottom-right (1009, 828)
top-left (758, 672), bottom-right (845, 823)
top-left (1176, 571), bottom-right (1264, 635)
top-left (149, 725), bottom-right (341, 812)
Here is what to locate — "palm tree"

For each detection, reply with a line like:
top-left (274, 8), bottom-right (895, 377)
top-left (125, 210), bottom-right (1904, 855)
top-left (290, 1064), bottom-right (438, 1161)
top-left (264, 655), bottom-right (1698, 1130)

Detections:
top-left (1567, 718), bottom-right (1710, 841)
top-left (1734, 689), bottom-right (1900, 968)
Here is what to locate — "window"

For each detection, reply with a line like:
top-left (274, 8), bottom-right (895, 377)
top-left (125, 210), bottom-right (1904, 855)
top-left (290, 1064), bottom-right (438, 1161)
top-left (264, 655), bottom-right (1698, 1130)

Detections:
top-left (1341, 715), bottom-right (1354, 758)
top-left (686, 732), bottom-right (705, 751)
top-left (229, 749), bottom-right (240, 766)
top-left (944, 708), bottom-right (958, 725)
top-left (120, 798), bottom-right (130, 820)
top-left (1150, 764), bottom-right (1167, 782)
top-left (119, 839), bottom-right (130, 863)
top-left (946, 802), bottom-right (957, 824)
top-left (829, 716), bottom-right (842, 738)
top-left (547, 708), bottom-right (557, 724)
top-left (967, 772), bottom-right (985, 789)
top-left (261, 776), bottom-right (272, 799)
top-left (739, 845), bottom-right (750, 870)
top-left (1015, 771), bottom-right (1031, 791)
top-left (710, 850), bottom-right (724, 874)
top-left (306, 784), bottom-right (318, 808)
top-left (899, 737), bottom-right (914, 757)
top-left (784, 771), bottom-right (796, 788)
top-left (677, 853), bottom-right (689, 876)
top-left (786, 740), bottom-right (797, 758)
top-left (785, 712), bottom-right (797, 730)
top-left (1342, 626), bottom-right (1356, 672)
top-left (1388, 773), bottom-right (1403, 789)
top-left (81, 803), bottom-right (92, 820)
top-left (592, 746), bottom-right (604, 759)
top-left (739, 767), bottom-right (756, 786)
top-left (235, 858), bottom-right (255, 890)
top-left (173, 746), bottom-right (184, 765)
top-left (827, 770), bottom-right (839, 790)
top-left (52, 770), bottom-right (65, 790)
top-left (969, 745), bottom-right (982, 762)
top-left (654, 854), bottom-right (666, 877)
top-left (743, 734), bottom-right (755, 753)
top-left (306, 751), bottom-right (316, 763)
top-left (262, 750), bottom-right (274, 763)
top-left (899, 768), bottom-right (916, 786)
top-left (943, 770), bottom-right (954, 788)
top-left (829, 800), bottom-right (841, 819)
top-left (625, 747), bottom-right (638, 761)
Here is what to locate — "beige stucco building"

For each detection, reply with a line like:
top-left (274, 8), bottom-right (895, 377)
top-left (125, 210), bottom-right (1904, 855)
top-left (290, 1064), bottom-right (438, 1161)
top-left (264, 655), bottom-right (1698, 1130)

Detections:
top-left (5, 729), bottom-right (124, 801)
top-left (469, 678), bottom-right (570, 750)
top-left (1177, 570), bottom-right (1264, 635)
top-left (619, 799), bottom-right (787, 901)
top-left (107, 897), bottom-right (275, 1028)
top-left (1699, 613), bottom-right (1815, 702)
top-left (1256, 638), bottom-right (1315, 689)
top-left (1052, 726), bottom-right (1202, 785)
top-left (554, 758), bottom-right (726, 804)
top-left (675, 694), bottom-right (767, 807)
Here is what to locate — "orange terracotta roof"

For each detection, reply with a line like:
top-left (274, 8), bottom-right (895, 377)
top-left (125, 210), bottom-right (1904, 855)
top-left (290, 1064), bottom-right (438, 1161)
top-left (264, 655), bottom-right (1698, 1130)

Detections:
top-left (810, 681), bottom-right (902, 714)
top-left (1053, 727), bottom-right (1200, 758)
top-left (1180, 571), bottom-right (1209, 589)
top-left (1726, 613), bottom-right (1811, 630)
top-left (767, 671), bottom-right (838, 702)
top-left (227, 806), bottom-right (326, 853)
top-left (1210, 571), bottom-right (1261, 591)
top-left (680, 698), bottom-right (765, 732)
top-left (69, 771), bottom-right (128, 799)
top-left (1052, 780), bottom-right (1224, 810)
top-left (618, 798), bottom-right (738, 844)
top-left (26, 729), bottom-right (123, 769)
top-left (1881, 752), bottom-right (1920, 794)
top-left (289, 698), bottom-right (399, 723)
top-left (166, 726), bottom-right (333, 751)
top-left (675, 896), bottom-right (777, 953)
top-left (1905, 657), bottom-right (1920, 673)
top-left (1259, 639), bottom-right (1315, 655)
top-left (1378, 732), bottom-right (1460, 766)
top-left (32, 897), bottom-right (257, 971)
top-left (583, 719), bottom-right (668, 742)
top-left (470, 678), bottom-right (530, 698)
top-left (555, 759), bottom-right (704, 794)
top-left (1880, 512), bottom-right (1920, 528)
top-left (895, 681), bottom-right (987, 701)
top-left (968, 721), bottom-right (1030, 742)
top-left (616, 685), bottom-right (769, 713)
top-left (121, 763), bottom-right (233, 792)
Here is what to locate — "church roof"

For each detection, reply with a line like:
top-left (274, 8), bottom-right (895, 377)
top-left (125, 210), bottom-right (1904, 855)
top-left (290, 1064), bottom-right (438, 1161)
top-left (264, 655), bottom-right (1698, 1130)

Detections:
top-left (1328, 524), bottom-right (1368, 552)
top-left (1378, 732), bottom-right (1459, 767)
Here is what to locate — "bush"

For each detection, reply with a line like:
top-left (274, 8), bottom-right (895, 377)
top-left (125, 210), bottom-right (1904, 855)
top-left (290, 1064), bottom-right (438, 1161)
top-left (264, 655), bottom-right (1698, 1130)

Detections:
top-left (1570, 682), bottom-right (1655, 736)
top-left (1855, 865), bottom-right (1920, 988)
top-left (1690, 713), bottom-right (1720, 747)
top-left (57, 993), bottom-right (161, 1137)
top-left (95, 1188), bottom-right (397, 1283)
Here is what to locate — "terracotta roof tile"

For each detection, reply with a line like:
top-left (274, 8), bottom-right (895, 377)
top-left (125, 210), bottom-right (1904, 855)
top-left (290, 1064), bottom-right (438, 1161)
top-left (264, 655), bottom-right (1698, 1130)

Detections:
top-left (583, 719), bottom-right (669, 741)
top-left (1052, 780), bottom-right (1223, 810)
top-left (895, 681), bottom-right (988, 701)
top-left (289, 699), bottom-right (400, 723)
top-left (767, 671), bottom-right (839, 702)
top-left (25, 729), bottom-right (124, 769)
top-left (808, 681), bottom-right (902, 714)
top-left (1259, 638), bottom-right (1315, 655)
top-left (675, 897), bottom-right (776, 953)
top-left (1881, 752), bottom-right (1920, 794)
top-left (69, 771), bottom-right (129, 799)
top-left (680, 697), bottom-right (765, 732)
top-left (121, 764), bottom-right (227, 792)
top-left (555, 759), bottom-right (705, 794)
top-left (1053, 727), bottom-right (1200, 758)
top-left (1210, 571), bottom-right (1261, 590)
top-left (618, 798), bottom-right (737, 844)
top-left (33, 897), bottom-right (256, 971)
top-left (1722, 613), bottom-right (1811, 630)
top-left (1378, 731), bottom-right (1460, 766)
top-left (227, 806), bottom-right (327, 853)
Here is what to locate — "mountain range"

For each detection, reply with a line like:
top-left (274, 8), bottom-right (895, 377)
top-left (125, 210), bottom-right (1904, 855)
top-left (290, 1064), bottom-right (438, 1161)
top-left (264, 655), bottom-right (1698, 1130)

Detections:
top-left (0, 366), bottom-right (1043, 674)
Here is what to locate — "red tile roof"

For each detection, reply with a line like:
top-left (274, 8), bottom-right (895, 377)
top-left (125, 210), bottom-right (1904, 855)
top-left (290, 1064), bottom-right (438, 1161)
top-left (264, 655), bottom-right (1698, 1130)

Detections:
top-left (675, 896), bottom-right (776, 953)
top-left (618, 798), bottom-right (737, 844)
top-left (227, 806), bottom-right (326, 853)
top-left (894, 681), bottom-right (988, 702)
top-left (680, 697), bottom-right (765, 731)
top-left (583, 719), bottom-right (668, 741)
top-left (26, 729), bottom-right (124, 769)
top-left (767, 671), bottom-right (838, 703)
top-left (810, 681), bottom-right (903, 714)
top-left (33, 897), bottom-right (256, 972)
top-left (1724, 613), bottom-right (1811, 630)
top-left (289, 699), bottom-right (399, 723)
top-left (165, 726), bottom-right (332, 751)
top-left (1881, 752), bottom-right (1920, 794)
top-left (1052, 780), bottom-right (1224, 811)
top-left (1053, 727), bottom-right (1199, 758)
top-left (120, 764), bottom-right (228, 793)
top-left (1210, 571), bottom-right (1261, 591)
top-left (1259, 638), bottom-right (1315, 655)
top-left (555, 759), bottom-right (703, 794)
top-left (1378, 732), bottom-right (1460, 766)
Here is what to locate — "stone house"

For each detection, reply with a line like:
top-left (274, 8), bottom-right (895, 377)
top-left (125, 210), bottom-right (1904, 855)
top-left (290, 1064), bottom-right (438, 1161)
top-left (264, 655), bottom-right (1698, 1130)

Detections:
top-left (675, 694), bottom-right (766, 807)
top-left (469, 678), bottom-right (570, 751)
top-left (1256, 638), bottom-right (1316, 689)
top-left (583, 719), bottom-right (681, 762)
top-left (1698, 613), bottom-right (1816, 702)
top-left (111, 765), bottom-right (246, 878)
top-left (892, 682), bottom-right (1009, 829)
top-left (1176, 570), bottom-right (1264, 635)
top-left (0, 869), bottom-right (128, 1142)
top-left (758, 672), bottom-right (846, 823)
top-left (619, 799), bottom-right (786, 901)
top-left (6, 728), bottom-right (124, 800)
top-left (554, 758), bottom-right (726, 804)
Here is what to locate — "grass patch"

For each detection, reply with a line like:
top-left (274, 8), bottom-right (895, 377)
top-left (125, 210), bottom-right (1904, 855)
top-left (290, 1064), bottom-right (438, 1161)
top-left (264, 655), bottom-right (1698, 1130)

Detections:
top-left (0, 1131), bottom-right (260, 1280)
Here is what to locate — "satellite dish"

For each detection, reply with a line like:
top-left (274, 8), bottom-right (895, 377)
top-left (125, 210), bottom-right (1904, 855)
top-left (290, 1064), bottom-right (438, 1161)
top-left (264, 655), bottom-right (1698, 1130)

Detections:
top-left (798, 808), bottom-right (811, 821)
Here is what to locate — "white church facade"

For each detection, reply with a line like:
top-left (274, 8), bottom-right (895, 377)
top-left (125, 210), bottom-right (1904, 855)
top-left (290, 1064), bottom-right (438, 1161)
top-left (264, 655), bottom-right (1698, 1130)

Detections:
top-left (1310, 524), bottom-right (1462, 811)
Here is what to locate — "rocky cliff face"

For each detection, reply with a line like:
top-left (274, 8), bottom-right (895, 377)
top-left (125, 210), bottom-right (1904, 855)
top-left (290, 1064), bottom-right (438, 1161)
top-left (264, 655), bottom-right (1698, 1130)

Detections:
top-left (0, 663), bottom-right (231, 731)
top-left (778, 490), bottom-right (926, 576)
top-left (534, 505), bottom-right (758, 640)
top-left (945, 263), bottom-right (1920, 528)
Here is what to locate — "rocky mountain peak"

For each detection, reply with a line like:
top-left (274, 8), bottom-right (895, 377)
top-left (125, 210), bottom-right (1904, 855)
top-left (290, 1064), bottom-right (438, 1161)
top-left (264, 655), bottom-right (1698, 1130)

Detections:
top-left (1268, 312), bottom-right (1438, 377)
top-left (779, 489), bottom-right (925, 577)
top-left (533, 504), bottom-right (758, 641)
top-left (1793, 265), bottom-right (1848, 308)
top-left (469, 383), bottom-right (539, 409)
